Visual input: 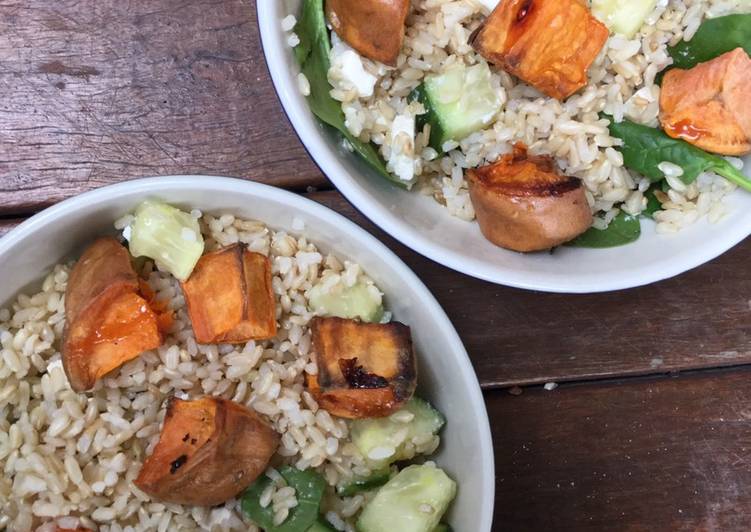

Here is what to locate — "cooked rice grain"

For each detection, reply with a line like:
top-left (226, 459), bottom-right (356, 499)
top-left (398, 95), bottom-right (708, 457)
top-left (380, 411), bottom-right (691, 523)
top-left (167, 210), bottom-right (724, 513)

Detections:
top-left (326, 0), bottom-right (749, 232)
top-left (0, 214), bottom-right (395, 531)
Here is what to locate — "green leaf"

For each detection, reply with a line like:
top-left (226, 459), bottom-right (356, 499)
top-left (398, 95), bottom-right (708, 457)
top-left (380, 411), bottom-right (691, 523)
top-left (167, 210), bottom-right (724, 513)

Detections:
top-left (669, 14), bottom-right (751, 71)
top-left (567, 212), bottom-right (641, 248)
top-left (336, 467), bottom-right (391, 497)
top-left (643, 185), bottom-right (663, 219)
top-left (241, 466), bottom-right (327, 532)
top-left (603, 115), bottom-right (751, 192)
top-left (294, 0), bottom-right (407, 188)
top-left (655, 14), bottom-right (751, 84)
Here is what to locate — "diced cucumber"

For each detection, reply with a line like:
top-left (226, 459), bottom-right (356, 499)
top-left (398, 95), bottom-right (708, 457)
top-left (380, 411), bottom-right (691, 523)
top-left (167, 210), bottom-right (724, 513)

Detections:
top-left (433, 525), bottom-right (453, 532)
top-left (307, 519), bottom-right (336, 532)
top-left (356, 464), bottom-right (457, 532)
top-left (308, 281), bottom-right (384, 323)
top-left (411, 61), bottom-right (501, 152)
top-left (337, 467), bottom-right (392, 497)
top-left (351, 397), bottom-right (445, 466)
top-left (127, 200), bottom-right (205, 281)
top-left (592, 0), bottom-right (657, 38)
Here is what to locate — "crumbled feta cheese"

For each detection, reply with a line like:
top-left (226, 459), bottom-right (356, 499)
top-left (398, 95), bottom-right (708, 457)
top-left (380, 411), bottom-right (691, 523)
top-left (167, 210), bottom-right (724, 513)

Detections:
top-left (122, 225), bottom-right (132, 242)
top-left (329, 34), bottom-right (379, 98)
top-left (388, 114), bottom-right (417, 182)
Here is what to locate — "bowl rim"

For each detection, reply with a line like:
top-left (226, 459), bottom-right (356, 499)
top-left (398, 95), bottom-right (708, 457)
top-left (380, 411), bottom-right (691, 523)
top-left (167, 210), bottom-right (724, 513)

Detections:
top-left (0, 175), bottom-right (496, 531)
top-left (257, 0), bottom-right (751, 294)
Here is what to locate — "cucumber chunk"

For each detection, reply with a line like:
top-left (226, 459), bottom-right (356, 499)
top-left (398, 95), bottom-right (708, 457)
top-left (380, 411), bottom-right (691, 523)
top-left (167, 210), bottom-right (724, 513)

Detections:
top-left (411, 61), bottom-right (501, 152)
top-left (337, 467), bottom-right (392, 497)
top-left (433, 525), bottom-right (453, 532)
top-left (356, 464), bottom-right (457, 532)
top-left (592, 0), bottom-right (657, 38)
top-left (127, 200), bottom-right (204, 281)
top-left (351, 397), bottom-right (445, 466)
top-left (308, 281), bottom-right (384, 323)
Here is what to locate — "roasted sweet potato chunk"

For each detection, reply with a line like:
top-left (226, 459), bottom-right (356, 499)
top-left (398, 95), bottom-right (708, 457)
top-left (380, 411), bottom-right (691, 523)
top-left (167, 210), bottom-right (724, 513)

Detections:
top-left (467, 143), bottom-right (593, 252)
top-left (660, 48), bottom-right (751, 156)
top-left (470, 0), bottom-right (608, 100)
top-left (181, 244), bottom-right (276, 344)
top-left (306, 317), bottom-right (416, 419)
top-left (135, 397), bottom-right (279, 506)
top-left (326, 0), bottom-right (410, 66)
top-left (63, 237), bottom-right (165, 392)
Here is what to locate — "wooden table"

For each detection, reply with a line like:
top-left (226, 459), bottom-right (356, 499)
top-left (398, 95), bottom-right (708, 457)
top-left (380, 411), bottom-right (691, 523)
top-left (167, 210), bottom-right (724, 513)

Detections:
top-left (2, 1), bottom-right (750, 529)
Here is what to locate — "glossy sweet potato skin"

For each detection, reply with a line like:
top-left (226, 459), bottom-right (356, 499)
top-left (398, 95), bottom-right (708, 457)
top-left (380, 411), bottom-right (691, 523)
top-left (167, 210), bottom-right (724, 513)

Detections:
top-left (135, 397), bottom-right (279, 506)
top-left (660, 48), bottom-right (751, 156)
top-left (63, 237), bottom-right (163, 392)
top-left (326, 0), bottom-right (410, 66)
top-left (181, 244), bottom-right (277, 344)
top-left (467, 144), bottom-right (592, 252)
top-left (471, 0), bottom-right (608, 100)
top-left (307, 317), bottom-right (416, 419)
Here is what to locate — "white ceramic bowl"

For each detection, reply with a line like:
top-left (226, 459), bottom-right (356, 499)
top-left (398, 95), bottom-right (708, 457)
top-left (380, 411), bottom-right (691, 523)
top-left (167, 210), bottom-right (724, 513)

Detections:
top-left (258, 0), bottom-right (751, 293)
top-left (0, 176), bottom-right (494, 531)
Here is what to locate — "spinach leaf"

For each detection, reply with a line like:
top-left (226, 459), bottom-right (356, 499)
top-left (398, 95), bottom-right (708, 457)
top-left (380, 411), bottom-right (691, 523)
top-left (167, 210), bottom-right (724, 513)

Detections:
top-left (294, 0), bottom-right (407, 187)
top-left (566, 212), bottom-right (641, 248)
top-left (603, 115), bottom-right (751, 192)
top-left (241, 466), bottom-right (327, 532)
top-left (669, 14), bottom-right (751, 71)
top-left (643, 185), bottom-right (663, 219)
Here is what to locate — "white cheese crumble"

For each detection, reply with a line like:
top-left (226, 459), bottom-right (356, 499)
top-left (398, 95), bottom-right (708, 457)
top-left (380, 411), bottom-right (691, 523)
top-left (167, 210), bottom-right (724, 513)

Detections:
top-left (388, 114), bottom-right (417, 182)
top-left (329, 33), bottom-right (379, 98)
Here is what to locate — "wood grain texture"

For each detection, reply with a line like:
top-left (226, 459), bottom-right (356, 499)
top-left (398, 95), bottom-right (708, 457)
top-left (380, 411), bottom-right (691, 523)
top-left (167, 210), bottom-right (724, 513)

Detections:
top-left (0, 219), bottom-right (21, 238)
top-left (307, 191), bottom-right (751, 388)
top-left (0, 0), bottom-right (326, 215)
top-left (489, 368), bottom-right (751, 531)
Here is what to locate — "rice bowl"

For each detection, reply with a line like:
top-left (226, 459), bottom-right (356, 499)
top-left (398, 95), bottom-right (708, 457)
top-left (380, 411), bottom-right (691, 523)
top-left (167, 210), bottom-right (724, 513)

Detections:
top-left (259, 0), bottom-right (751, 292)
top-left (0, 177), bottom-right (493, 531)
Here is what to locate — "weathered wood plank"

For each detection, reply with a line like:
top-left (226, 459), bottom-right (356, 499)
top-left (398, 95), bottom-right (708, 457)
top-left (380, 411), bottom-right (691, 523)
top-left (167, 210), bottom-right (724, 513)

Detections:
top-left (0, 0), bottom-right (326, 214)
top-left (489, 369), bottom-right (751, 530)
top-left (307, 191), bottom-right (751, 388)
top-left (0, 219), bottom-right (21, 238)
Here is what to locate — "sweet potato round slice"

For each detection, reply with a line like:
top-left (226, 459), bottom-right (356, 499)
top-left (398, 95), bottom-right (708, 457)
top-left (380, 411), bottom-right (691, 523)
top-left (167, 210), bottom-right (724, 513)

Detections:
top-left (660, 48), bottom-right (751, 156)
top-left (470, 0), bottom-right (608, 100)
top-left (135, 397), bottom-right (279, 506)
top-left (306, 317), bottom-right (416, 419)
top-left (63, 237), bottom-right (164, 392)
top-left (467, 144), bottom-right (593, 252)
top-left (326, 0), bottom-right (410, 66)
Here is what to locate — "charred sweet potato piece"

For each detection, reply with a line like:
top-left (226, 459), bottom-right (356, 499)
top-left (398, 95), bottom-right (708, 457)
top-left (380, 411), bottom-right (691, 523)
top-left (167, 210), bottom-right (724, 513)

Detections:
top-left (326, 0), bottom-right (410, 66)
top-left (181, 244), bottom-right (276, 344)
top-left (135, 397), bottom-right (279, 506)
top-left (470, 0), bottom-right (608, 100)
top-left (63, 238), bottom-right (165, 392)
top-left (306, 317), bottom-right (416, 419)
top-left (467, 143), bottom-right (593, 252)
top-left (660, 48), bottom-right (751, 156)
